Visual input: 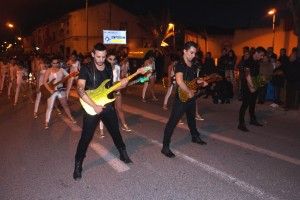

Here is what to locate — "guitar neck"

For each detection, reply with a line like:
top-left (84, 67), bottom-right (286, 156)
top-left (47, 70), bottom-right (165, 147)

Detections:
top-left (106, 71), bottom-right (139, 93)
top-left (51, 74), bottom-right (70, 87)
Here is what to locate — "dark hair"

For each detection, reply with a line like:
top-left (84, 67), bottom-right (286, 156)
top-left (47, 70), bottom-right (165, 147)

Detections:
top-left (93, 43), bottom-right (107, 52)
top-left (255, 46), bottom-right (266, 54)
top-left (107, 48), bottom-right (117, 57)
top-left (51, 56), bottom-right (60, 62)
top-left (184, 41), bottom-right (198, 51)
top-left (144, 50), bottom-right (155, 61)
top-left (169, 53), bottom-right (180, 62)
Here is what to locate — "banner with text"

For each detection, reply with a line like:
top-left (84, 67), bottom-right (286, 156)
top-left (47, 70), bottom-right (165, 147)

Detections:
top-left (103, 30), bottom-right (126, 45)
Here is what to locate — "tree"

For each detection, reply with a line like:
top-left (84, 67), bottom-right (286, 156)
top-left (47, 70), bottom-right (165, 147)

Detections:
top-left (288, 0), bottom-right (300, 58)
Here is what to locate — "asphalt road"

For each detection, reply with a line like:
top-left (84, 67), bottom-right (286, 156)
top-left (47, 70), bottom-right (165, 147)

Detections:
top-left (0, 84), bottom-right (299, 200)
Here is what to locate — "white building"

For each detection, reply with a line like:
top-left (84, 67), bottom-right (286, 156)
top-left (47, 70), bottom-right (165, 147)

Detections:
top-left (31, 2), bottom-right (152, 56)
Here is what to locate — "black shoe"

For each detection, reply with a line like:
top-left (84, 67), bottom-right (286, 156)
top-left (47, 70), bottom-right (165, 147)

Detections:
top-left (161, 147), bottom-right (175, 158)
top-left (119, 148), bottom-right (133, 163)
top-left (73, 160), bottom-right (83, 180)
top-left (250, 120), bottom-right (263, 126)
top-left (191, 136), bottom-right (207, 145)
top-left (238, 124), bottom-right (249, 132)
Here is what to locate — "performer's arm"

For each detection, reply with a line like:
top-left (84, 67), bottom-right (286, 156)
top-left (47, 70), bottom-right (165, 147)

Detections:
top-left (42, 69), bottom-right (54, 94)
top-left (176, 72), bottom-right (194, 98)
top-left (77, 79), bottom-right (104, 113)
top-left (245, 68), bottom-right (256, 93)
top-left (167, 64), bottom-right (173, 87)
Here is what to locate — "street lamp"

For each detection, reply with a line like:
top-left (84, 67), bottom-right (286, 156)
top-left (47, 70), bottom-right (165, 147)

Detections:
top-left (6, 22), bottom-right (14, 29)
top-left (168, 23), bottom-right (175, 49)
top-left (268, 8), bottom-right (276, 48)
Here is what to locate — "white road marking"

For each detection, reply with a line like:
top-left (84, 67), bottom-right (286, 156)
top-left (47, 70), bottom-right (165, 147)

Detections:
top-left (60, 114), bottom-right (130, 173)
top-left (90, 142), bottom-right (130, 173)
top-left (123, 104), bottom-right (300, 166)
top-left (133, 131), bottom-right (279, 200)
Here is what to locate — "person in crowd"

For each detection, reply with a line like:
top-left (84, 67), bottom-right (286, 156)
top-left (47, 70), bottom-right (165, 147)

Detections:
top-left (202, 52), bottom-right (217, 99)
top-left (238, 47), bottom-right (266, 132)
top-left (218, 48), bottom-right (229, 77)
top-left (284, 48), bottom-right (300, 110)
top-left (226, 49), bottom-right (236, 84)
top-left (66, 53), bottom-right (81, 99)
top-left (7, 58), bottom-right (17, 99)
top-left (33, 57), bottom-right (49, 118)
top-left (266, 47), bottom-right (278, 60)
top-left (141, 51), bottom-right (158, 102)
top-left (237, 48), bottom-right (251, 100)
top-left (163, 54), bottom-right (179, 110)
top-left (257, 55), bottom-right (274, 104)
top-left (13, 60), bottom-right (29, 106)
top-left (0, 58), bottom-right (8, 94)
top-left (278, 48), bottom-right (289, 67)
top-left (98, 50), bottom-right (131, 138)
top-left (271, 60), bottom-right (285, 107)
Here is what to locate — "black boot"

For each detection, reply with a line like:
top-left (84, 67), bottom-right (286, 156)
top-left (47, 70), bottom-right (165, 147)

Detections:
top-left (238, 123), bottom-right (249, 132)
top-left (250, 120), bottom-right (263, 126)
top-left (191, 136), bottom-right (207, 145)
top-left (73, 160), bottom-right (83, 180)
top-left (118, 148), bottom-right (133, 163)
top-left (161, 145), bottom-right (175, 158)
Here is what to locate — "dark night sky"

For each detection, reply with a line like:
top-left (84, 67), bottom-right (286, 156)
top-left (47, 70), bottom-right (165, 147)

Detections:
top-left (0, 0), bottom-right (287, 40)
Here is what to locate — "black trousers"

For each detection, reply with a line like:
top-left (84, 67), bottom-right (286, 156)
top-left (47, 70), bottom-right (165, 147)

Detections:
top-left (257, 84), bottom-right (268, 103)
top-left (239, 90), bottom-right (258, 124)
top-left (163, 97), bottom-right (199, 147)
top-left (75, 105), bottom-right (126, 161)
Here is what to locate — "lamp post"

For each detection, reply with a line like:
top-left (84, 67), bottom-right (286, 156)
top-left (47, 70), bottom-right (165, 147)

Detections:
top-left (268, 8), bottom-right (276, 49)
top-left (85, 0), bottom-right (89, 53)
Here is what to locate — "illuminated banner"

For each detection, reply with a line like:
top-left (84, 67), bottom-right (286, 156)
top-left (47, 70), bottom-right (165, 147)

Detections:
top-left (103, 30), bottom-right (126, 44)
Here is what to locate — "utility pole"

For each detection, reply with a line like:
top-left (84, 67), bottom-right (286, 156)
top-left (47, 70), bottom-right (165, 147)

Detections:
top-left (86, 0), bottom-right (89, 53)
top-left (109, 0), bottom-right (112, 29)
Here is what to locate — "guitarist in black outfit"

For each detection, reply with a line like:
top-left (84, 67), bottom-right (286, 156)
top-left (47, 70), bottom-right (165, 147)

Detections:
top-left (73, 43), bottom-right (131, 180)
top-left (161, 41), bottom-right (208, 158)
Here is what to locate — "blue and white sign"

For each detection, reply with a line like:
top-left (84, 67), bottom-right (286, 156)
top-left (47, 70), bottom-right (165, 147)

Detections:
top-left (103, 30), bottom-right (127, 44)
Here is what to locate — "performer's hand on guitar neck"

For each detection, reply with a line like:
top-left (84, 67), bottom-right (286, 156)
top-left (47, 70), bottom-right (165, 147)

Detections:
top-left (187, 90), bottom-right (196, 98)
top-left (197, 78), bottom-right (208, 87)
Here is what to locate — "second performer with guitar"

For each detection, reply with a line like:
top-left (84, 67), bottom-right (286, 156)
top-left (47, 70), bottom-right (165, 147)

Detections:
top-left (43, 57), bottom-right (77, 129)
top-left (161, 41), bottom-right (208, 158)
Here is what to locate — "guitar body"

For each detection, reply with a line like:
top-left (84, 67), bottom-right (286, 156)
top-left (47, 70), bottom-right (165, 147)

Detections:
top-left (79, 79), bottom-right (116, 115)
top-left (40, 71), bottom-right (79, 100)
top-left (178, 73), bottom-right (222, 102)
top-left (178, 80), bottom-right (197, 103)
top-left (79, 66), bottom-right (152, 115)
top-left (40, 79), bottom-right (55, 100)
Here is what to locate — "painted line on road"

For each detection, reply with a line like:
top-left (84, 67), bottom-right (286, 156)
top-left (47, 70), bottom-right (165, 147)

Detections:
top-left (123, 104), bottom-right (300, 166)
top-left (90, 142), bottom-right (130, 173)
top-left (133, 131), bottom-right (279, 200)
top-left (60, 114), bottom-right (130, 173)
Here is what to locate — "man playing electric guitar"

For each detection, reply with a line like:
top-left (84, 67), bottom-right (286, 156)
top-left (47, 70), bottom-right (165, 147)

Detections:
top-left (74, 43), bottom-right (149, 180)
top-left (161, 41), bottom-right (208, 158)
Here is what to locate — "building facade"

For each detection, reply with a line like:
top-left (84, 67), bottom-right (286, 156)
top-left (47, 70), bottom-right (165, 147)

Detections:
top-left (31, 2), bottom-right (152, 56)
